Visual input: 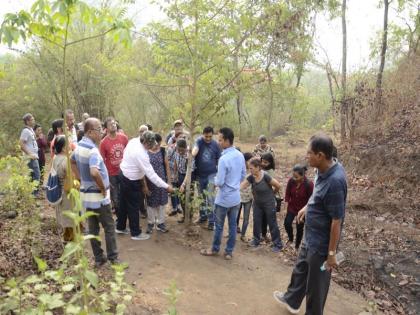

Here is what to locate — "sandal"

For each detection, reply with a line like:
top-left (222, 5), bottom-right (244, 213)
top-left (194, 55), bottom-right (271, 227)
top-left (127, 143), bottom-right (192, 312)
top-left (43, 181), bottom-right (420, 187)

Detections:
top-left (200, 248), bottom-right (218, 256)
top-left (224, 253), bottom-right (232, 260)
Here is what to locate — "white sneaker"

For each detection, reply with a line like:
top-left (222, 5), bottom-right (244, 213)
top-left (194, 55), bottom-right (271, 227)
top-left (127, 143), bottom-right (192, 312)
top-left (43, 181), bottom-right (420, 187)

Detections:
top-left (273, 291), bottom-right (300, 314)
top-left (115, 228), bottom-right (129, 235)
top-left (131, 233), bottom-right (150, 241)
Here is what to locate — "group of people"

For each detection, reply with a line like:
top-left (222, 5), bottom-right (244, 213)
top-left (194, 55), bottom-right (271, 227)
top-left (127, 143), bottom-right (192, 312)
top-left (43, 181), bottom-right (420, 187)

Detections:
top-left (19, 111), bottom-right (347, 315)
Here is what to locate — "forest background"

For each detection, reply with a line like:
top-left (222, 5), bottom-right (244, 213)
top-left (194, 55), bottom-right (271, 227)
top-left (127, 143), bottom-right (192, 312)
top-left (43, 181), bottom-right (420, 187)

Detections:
top-left (0, 1), bottom-right (419, 314)
top-left (0, 0), bottom-right (417, 149)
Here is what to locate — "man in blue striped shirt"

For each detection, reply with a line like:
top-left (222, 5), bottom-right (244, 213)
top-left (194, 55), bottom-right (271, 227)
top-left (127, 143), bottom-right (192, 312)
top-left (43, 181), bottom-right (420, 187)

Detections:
top-left (71, 118), bottom-right (119, 267)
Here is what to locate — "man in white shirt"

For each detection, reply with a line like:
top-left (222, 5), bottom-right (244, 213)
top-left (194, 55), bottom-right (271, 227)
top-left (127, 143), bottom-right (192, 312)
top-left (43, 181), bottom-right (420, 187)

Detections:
top-left (64, 109), bottom-right (78, 145)
top-left (117, 131), bottom-right (174, 240)
top-left (19, 113), bottom-right (40, 194)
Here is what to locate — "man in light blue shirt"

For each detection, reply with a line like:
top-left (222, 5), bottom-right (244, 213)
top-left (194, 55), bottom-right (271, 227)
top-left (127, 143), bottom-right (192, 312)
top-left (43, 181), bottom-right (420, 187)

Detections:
top-left (200, 127), bottom-right (246, 260)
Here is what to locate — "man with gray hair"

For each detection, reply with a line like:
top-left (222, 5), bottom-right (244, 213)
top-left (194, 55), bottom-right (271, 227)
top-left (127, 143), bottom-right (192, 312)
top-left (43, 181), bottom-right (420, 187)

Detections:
top-left (138, 124), bottom-right (148, 137)
top-left (20, 113), bottom-right (40, 193)
top-left (118, 131), bottom-right (174, 240)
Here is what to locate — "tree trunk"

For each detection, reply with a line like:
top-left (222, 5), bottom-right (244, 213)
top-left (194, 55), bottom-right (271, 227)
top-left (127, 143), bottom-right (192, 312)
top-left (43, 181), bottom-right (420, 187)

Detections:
top-left (375, 0), bottom-right (390, 118)
top-left (266, 66), bottom-right (274, 135)
top-left (236, 91), bottom-right (244, 139)
top-left (340, 0), bottom-right (347, 142)
top-left (325, 65), bottom-right (336, 136)
top-left (234, 52), bottom-right (244, 139)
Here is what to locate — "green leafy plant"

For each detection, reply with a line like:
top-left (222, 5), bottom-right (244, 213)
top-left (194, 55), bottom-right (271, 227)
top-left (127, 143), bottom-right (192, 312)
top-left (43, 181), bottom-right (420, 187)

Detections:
top-left (0, 187), bottom-right (133, 314)
top-left (163, 280), bottom-right (181, 315)
top-left (0, 154), bottom-right (37, 214)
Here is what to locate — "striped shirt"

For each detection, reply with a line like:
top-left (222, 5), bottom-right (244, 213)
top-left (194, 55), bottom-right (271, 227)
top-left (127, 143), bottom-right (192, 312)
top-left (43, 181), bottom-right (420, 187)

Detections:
top-left (71, 137), bottom-right (110, 209)
top-left (174, 151), bottom-right (195, 175)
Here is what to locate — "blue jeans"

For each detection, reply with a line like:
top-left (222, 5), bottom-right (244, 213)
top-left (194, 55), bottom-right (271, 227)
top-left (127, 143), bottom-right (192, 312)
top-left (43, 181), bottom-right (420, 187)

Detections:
top-left (28, 159), bottom-right (40, 194)
top-left (211, 204), bottom-right (240, 255)
top-left (198, 173), bottom-right (216, 226)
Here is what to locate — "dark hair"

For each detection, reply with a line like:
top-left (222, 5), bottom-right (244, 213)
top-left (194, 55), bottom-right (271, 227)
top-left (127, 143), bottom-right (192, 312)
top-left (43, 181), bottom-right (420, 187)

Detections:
top-left (154, 133), bottom-right (162, 143)
top-left (292, 164), bottom-right (308, 176)
top-left (203, 126), bottom-right (214, 134)
top-left (309, 134), bottom-right (334, 160)
top-left (261, 152), bottom-right (275, 170)
top-left (47, 128), bottom-right (55, 143)
top-left (54, 135), bottom-right (66, 154)
top-left (219, 127), bottom-right (234, 144)
top-left (176, 138), bottom-right (187, 149)
top-left (104, 117), bottom-right (115, 129)
top-left (249, 157), bottom-right (262, 168)
top-left (34, 124), bottom-right (41, 131)
top-left (258, 135), bottom-right (267, 142)
top-left (52, 119), bottom-right (64, 135)
top-left (22, 113), bottom-right (33, 124)
top-left (243, 152), bottom-right (253, 162)
top-left (332, 145), bottom-right (338, 159)
top-left (146, 124), bottom-right (153, 131)
top-left (84, 118), bottom-right (96, 134)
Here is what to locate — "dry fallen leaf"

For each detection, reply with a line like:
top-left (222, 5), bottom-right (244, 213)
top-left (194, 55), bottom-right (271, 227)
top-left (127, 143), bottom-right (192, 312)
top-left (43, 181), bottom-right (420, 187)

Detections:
top-left (398, 279), bottom-right (409, 286)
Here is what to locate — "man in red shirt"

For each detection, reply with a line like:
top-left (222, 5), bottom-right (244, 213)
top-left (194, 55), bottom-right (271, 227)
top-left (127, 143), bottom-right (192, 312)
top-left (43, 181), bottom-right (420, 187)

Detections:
top-left (100, 117), bottom-right (129, 215)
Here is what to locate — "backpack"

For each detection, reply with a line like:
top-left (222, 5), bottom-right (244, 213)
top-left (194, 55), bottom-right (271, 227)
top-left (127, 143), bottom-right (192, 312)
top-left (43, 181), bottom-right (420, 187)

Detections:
top-left (46, 162), bottom-right (62, 205)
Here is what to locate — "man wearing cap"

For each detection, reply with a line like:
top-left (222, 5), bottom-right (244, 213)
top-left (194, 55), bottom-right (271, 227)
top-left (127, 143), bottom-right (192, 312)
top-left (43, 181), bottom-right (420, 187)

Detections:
top-left (118, 131), bottom-right (174, 241)
top-left (166, 119), bottom-right (189, 145)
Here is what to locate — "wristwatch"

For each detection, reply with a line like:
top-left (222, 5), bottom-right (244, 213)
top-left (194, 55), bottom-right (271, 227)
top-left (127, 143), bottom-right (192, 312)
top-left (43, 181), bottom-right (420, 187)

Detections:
top-left (328, 251), bottom-right (336, 256)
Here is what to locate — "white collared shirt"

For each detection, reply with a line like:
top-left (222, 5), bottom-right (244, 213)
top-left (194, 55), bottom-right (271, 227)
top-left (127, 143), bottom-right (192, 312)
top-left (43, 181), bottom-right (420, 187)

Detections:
top-left (120, 137), bottom-right (169, 189)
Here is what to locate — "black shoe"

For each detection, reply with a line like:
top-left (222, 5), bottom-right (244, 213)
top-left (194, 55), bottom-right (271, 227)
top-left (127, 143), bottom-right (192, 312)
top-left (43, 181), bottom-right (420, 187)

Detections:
top-left (146, 224), bottom-right (154, 234)
top-left (156, 223), bottom-right (169, 233)
top-left (177, 208), bottom-right (183, 214)
top-left (95, 257), bottom-right (107, 268)
top-left (177, 217), bottom-right (185, 223)
top-left (168, 211), bottom-right (178, 216)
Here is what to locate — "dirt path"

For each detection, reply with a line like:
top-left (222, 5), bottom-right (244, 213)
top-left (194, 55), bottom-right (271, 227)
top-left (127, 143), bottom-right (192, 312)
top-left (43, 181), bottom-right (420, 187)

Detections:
top-left (116, 217), bottom-right (367, 315)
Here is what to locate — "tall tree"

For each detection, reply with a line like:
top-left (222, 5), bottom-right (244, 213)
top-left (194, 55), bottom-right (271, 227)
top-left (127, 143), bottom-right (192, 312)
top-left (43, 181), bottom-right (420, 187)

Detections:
top-left (0, 0), bottom-right (132, 201)
top-left (340, 0), bottom-right (347, 141)
top-left (375, 0), bottom-right (391, 117)
top-left (144, 0), bottom-right (249, 225)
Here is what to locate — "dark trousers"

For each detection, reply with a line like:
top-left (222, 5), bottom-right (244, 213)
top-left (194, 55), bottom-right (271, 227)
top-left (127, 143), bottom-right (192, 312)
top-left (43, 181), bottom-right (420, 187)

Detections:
top-left (261, 211), bottom-right (268, 237)
top-left (118, 173), bottom-right (144, 236)
top-left (284, 211), bottom-right (304, 249)
top-left (252, 203), bottom-right (282, 248)
top-left (109, 175), bottom-right (121, 213)
top-left (284, 245), bottom-right (331, 315)
top-left (236, 201), bottom-right (252, 237)
top-left (87, 204), bottom-right (118, 263)
top-left (170, 181), bottom-right (180, 210)
top-left (177, 173), bottom-right (187, 216)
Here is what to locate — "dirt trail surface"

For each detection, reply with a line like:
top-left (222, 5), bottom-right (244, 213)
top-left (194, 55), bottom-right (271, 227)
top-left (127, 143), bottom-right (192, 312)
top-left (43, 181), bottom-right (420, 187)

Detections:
top-left (116, 218), bottom-right (366, 315)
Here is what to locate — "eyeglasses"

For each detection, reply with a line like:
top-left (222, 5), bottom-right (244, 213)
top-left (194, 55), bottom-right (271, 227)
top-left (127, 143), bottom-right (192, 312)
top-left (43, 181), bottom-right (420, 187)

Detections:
top-left (92, 127), bottom-right (102, 133)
